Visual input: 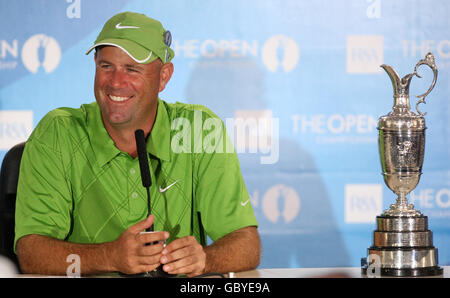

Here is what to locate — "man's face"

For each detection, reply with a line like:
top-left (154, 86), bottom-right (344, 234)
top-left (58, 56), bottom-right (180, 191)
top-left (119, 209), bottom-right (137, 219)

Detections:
top-left (94, 46), bottom-right (172, 130)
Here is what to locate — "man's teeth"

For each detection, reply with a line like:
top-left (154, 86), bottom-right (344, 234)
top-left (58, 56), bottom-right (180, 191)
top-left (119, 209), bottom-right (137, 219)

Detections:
top-left (109, 95), bottom-right (130, 102)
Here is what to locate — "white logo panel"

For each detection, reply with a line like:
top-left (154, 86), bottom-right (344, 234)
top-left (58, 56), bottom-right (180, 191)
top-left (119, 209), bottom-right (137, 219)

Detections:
top-left (0, 111), bottom-right (33, 150)
top-left (262, 35), bottom-right (300, 73)
top-left (345, 184), bottom-right (382, 223)
top-left (21, 34), bottom-right (61, 74)
top-left (262, 184), bottom-right (301, 223)
top-left (346, 35), bottom-right (383, 74)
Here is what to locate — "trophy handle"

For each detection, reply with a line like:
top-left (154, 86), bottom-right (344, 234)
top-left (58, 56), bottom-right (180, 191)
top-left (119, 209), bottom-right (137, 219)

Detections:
top-left (413, 52), bottom-right (438, 116)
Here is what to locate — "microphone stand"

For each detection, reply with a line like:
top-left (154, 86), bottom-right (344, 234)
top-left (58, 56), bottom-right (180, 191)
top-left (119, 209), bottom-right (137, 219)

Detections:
top-left (123, 129), bottom-right (174, 278)
top-left (128, 130), bottom-right (227, 279)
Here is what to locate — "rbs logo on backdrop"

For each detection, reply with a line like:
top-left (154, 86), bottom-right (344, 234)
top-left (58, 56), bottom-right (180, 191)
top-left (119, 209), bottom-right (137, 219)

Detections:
top-left (0, 111), bottom-right (33, 150)
top-left (345, 184), bottom-right (382, 224)
top-left (346, 35), bottom-right (383, 74)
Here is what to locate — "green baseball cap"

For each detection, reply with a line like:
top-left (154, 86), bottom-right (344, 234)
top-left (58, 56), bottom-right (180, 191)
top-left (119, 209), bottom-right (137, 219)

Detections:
top-left (86, 12), bottom-right (174, 64)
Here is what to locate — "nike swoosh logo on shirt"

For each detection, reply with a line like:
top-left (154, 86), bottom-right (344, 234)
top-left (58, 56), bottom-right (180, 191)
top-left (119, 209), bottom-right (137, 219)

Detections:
top-left (241, 199), bottom-right (250, 206)
top-left (159, 180), bottom-right (178, 193)
top-left (115, 23), bottom-right (140, 30)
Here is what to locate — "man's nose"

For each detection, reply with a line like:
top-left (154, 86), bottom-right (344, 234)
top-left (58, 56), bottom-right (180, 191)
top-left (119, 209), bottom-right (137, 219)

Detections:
top-left (110, 69), bottom-right (127, 88)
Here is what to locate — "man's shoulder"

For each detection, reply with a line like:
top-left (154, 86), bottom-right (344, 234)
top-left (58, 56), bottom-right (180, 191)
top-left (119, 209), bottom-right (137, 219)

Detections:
top-left (162, 100), bottom-right (221, 121)
top-left (29, 103), bottom-right (95, 143)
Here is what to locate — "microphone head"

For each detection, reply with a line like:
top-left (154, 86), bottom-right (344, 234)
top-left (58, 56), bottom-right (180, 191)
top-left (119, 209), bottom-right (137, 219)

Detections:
top-left (135, 129), bottom-right (152, 188)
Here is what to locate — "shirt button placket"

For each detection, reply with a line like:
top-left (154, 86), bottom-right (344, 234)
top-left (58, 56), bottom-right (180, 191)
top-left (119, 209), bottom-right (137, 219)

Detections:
top-left (130, 168), bottom-right (138, 199)
top-left (129, 165), bottom-right (140, 219)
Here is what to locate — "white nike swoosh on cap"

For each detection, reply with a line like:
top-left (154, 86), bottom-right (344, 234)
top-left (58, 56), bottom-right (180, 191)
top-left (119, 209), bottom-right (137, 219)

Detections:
top-left (159, 180), bottom-right (179, 193)
top-left (115, 23), bottom-right (140, 29)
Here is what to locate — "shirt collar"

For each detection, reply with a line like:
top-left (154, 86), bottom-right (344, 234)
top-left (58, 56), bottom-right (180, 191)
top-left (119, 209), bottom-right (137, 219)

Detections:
top-left (147, 99), bottom-right (171, 162)
top-left (86, 99), bottom-right (171, 168)
top-left (86, 102), bottom-right (121, 168)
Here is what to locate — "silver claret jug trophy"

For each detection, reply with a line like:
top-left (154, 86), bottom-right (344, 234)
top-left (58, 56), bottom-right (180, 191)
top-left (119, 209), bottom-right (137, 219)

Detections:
top-left (361, 53), bottom-right (443, 277)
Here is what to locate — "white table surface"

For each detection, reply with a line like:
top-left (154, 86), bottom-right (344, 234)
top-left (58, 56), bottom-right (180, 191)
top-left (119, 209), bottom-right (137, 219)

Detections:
top-left (234, 266), bottom-right (450, 278)
top-left (14, 266), bottom-right (450, 278)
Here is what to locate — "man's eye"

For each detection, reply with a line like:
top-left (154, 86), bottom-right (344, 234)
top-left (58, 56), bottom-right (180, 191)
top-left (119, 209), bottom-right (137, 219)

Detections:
top-left (100, 64), bottom-right (111, 69)
top-left (127, 68), bottom-right (138, 73)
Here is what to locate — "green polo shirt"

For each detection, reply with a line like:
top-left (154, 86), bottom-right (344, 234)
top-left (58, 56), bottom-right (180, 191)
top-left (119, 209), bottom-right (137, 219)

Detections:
top-left (14, 99), bottom-right (257, 251)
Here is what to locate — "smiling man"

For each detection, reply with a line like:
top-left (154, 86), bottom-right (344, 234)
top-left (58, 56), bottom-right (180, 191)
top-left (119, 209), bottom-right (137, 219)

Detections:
top-left (14, 12), bottom-right (260, 277)
top-left (93, 45), bottom-right (170, 157)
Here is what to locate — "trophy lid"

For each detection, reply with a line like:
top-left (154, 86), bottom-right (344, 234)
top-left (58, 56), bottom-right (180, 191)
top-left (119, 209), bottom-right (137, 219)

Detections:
top-left (378, 53), bottom-right (437, 131)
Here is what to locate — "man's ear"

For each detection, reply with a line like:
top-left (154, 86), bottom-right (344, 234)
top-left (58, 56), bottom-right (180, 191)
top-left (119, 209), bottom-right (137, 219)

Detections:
top-left (159, 62), bottom-right (174, 92)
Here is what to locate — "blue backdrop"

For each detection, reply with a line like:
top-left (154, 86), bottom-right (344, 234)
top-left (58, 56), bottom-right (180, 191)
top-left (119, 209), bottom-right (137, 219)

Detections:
top-left (0, 0), bottom-right (449, 269)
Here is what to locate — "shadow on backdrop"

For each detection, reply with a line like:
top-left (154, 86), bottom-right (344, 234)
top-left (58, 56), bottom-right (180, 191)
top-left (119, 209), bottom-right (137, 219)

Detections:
top-left (184, 55), bottom-right (350, 268)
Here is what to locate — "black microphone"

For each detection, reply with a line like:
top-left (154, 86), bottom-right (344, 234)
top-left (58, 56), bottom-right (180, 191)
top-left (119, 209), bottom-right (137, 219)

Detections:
top-left (135, 129), bottom-right (153, 232)
top-left (134, 129), bottom-right (175, 278)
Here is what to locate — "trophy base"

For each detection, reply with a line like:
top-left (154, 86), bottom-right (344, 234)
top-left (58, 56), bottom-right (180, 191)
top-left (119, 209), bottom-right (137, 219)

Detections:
top-left (361, 247), bottom-right (443, 277)
top-left (361, 264), bottom-right (443, 277)
top-left (362, 215), bottom-right (443, 277)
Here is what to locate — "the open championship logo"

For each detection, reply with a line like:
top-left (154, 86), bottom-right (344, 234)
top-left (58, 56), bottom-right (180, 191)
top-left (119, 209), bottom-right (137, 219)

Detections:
top-left (173, 34), bottom-right (300, 72)
top-left (261, 35), bottom-right (300, 73)
top-left (21, 34), bottom-right (61, 74)
top-left (262, 184), bottom-right (301, 223)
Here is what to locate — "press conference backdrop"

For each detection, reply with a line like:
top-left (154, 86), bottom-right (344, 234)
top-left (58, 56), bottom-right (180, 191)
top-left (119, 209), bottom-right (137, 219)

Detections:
top-left (0, 0), bottom-right (449, 269)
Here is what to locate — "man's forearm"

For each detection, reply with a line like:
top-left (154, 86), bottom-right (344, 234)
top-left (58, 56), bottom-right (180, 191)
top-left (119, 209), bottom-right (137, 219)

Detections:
top-left (204, 226), bottom-right (261, 274)
top-left (17, 216), bottom-right (167, 276)
top-left (16, 234), bottom-right (115, 275)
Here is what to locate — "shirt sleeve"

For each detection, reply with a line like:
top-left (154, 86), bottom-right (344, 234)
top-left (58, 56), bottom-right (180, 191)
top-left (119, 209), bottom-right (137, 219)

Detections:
top-left (193, 115), bottom-right (258, 242)
top-left (14, 117), bottom-right (73, 253)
